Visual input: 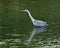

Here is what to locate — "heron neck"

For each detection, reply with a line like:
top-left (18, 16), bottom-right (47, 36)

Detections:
top-left (27, 11), bottom-right (34, 21)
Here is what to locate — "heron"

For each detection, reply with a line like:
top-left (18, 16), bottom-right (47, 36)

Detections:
top-left (21, 9), bottom-right (48, 27)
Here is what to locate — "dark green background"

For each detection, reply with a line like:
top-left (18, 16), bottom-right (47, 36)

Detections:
top-left (0, 0), bottom-right (60, 48)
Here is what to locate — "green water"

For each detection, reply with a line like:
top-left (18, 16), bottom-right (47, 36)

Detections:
top-left (0, 0), bottom-right (60, 48)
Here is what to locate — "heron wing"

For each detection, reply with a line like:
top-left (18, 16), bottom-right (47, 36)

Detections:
top-left (34, 20), bottom-right (47, 26)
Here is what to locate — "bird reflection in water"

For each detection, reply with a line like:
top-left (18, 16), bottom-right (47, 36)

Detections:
top-left (25, 27), bottom-right (47, 45)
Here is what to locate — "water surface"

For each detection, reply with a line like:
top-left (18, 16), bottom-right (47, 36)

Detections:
top-left (0, 0), bottom-right (60, 48)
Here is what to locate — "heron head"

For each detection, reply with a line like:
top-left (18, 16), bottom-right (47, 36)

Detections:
top-left (21, 9), bottom-right (28, 12)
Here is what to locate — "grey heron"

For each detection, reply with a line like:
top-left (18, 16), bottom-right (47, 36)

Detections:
top-left (21, 9), bottom-right (48, 27)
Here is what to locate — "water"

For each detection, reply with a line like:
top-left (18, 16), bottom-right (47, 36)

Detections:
top-left (0, 0), bottom-right (60, 48)
top-left (25, 27), bottom-right (47, 45)
top-left (0, 26), bottom-right (48, 48)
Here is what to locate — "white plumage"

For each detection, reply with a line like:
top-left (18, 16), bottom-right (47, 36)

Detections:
top-left (21, 9), bottom-right (48, 27)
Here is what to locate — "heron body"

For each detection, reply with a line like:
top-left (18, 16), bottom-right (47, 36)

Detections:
top-left (21, 9), bottom-right (48, 27)
top-left (33, 19), bottom-right (48, 27)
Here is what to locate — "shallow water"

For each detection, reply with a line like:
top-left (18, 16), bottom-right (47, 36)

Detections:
top-left (0, 24), bottom-right (60, 48)
top-left (0, 0), bottom-right (60, 48)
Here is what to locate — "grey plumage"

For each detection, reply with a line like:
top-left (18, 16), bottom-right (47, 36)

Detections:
top-left (21, 9), bottom-right (48, 27)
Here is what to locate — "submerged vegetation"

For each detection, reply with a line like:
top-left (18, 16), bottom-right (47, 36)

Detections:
top-left (0, 0), bottom-right (60, 48)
